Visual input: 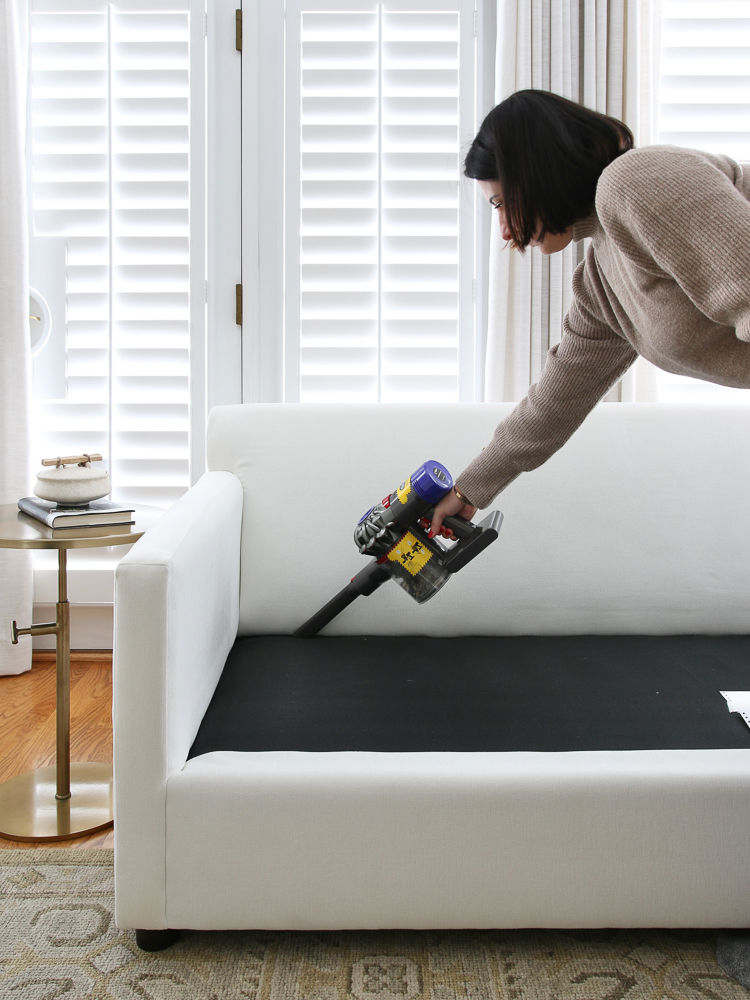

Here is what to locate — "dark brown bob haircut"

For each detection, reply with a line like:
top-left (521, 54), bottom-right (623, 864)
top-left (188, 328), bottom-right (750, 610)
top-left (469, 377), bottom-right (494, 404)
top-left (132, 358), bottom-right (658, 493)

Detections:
top-left (464, 90), bottom-right (634, 250)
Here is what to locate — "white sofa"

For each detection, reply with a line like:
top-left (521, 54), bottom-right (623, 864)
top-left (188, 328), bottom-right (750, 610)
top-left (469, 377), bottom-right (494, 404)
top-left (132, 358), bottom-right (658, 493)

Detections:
top-left (113, 403), bottom-right (750, 937)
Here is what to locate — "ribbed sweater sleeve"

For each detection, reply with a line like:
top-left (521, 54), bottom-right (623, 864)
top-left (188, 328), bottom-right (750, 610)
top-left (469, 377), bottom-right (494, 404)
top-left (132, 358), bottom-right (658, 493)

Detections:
top-left (455, 259), bottom-right (637, 509)
top-left (453, 146), bottom-right (750, 510)
top-left (596, 147), bottom-right (750, 340)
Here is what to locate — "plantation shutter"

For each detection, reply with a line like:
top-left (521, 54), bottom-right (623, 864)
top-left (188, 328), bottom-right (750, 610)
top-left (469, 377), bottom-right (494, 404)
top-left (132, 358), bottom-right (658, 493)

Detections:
top-left (655, 0), bottom-right (750, 402)
top-left (659, 0), bottom-right (750, 159)
top-left (284, 0), bottom-right (476, 404)
top-left (30, 0), bottom-right (198, 508)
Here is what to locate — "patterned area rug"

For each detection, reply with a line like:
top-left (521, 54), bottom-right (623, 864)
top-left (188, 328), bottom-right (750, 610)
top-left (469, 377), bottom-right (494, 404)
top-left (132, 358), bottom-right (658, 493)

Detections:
top-left (0, 849), bottom-right (746, 999)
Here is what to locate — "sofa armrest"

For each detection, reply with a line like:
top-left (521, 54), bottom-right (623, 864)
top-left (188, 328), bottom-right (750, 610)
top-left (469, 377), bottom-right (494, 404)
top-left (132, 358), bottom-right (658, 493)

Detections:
top-left (113, 470), bottom-right (243, 929)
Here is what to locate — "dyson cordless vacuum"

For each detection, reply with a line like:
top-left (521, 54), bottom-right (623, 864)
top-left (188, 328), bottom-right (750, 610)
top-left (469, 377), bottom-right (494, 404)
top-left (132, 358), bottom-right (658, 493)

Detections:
top-left (294, 461), bottom-right (504, 638)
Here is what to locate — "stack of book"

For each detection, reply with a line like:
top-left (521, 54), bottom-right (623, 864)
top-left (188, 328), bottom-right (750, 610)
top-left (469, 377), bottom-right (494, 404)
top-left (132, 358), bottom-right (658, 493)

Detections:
top-left (18, 497), bottom-right (135, 529)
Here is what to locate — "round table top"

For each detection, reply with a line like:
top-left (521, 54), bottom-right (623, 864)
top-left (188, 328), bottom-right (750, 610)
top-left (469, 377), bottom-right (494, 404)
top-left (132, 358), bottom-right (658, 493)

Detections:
top-left (0, 502), bottom-right (164, 549)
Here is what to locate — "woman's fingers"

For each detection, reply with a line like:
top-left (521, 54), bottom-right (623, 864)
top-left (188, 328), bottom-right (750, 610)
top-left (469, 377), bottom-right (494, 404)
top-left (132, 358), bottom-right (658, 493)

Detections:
top-left (430, 490), bottom-right (471, 538)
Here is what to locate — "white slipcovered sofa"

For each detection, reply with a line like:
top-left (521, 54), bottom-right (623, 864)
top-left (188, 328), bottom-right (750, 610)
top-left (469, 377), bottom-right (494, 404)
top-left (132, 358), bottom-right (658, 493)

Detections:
top-left (113, 403), bottom-right (750, 942)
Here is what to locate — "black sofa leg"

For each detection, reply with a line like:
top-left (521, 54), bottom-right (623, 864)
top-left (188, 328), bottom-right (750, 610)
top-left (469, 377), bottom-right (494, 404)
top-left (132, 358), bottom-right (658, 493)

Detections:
top-left (135, 928), bottom-right (181, 952)
top-left (717, 932), bottom-right (750, 988)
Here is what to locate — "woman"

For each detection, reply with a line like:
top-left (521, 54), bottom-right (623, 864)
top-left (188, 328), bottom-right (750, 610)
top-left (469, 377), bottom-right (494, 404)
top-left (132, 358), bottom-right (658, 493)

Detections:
top-left (431, 89), bottom-right (750, 535)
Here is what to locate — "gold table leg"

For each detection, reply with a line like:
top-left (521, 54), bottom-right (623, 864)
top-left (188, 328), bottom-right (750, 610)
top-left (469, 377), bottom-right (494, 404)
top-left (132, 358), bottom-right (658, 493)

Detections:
top-left (2, 549), bottom-right (113, 841)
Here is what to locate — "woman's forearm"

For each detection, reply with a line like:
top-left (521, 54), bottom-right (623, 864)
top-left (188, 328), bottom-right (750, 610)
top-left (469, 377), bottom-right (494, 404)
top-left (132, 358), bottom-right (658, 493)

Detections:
top-left (456, 328), bottom-right (637, 509)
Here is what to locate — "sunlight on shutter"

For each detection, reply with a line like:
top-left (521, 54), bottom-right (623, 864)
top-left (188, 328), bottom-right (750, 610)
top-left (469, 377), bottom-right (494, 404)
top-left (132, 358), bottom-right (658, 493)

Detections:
top-left (299, 10), bottom-right (379, 402)
top-left (660, 0), bottom-right (750, 158)
top-left (381, 11), bottom-right (461, 404)
top-left (30, 0), bottom-right (192, 505)
top-left (291, 0), bottom-right (471, 404)
top-left (656, 0), bottom-right (750, 403)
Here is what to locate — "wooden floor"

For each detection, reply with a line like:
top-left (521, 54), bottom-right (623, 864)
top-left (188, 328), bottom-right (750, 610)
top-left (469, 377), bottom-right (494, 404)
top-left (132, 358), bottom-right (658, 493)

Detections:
top-left (0, 651), bottom-right (114, 850)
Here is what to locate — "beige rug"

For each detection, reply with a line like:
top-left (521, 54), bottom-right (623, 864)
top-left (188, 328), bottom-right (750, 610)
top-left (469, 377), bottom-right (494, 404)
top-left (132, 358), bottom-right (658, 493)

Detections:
top-left (0, 849), bottom-right (745, 1000)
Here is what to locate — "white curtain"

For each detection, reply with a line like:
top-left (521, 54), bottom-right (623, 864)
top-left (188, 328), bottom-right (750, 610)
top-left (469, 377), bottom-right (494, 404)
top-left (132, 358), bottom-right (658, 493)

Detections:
top-left (0, 0), bottom-right (32, 675)
top-left (486, 0), bottom-right (662, 404)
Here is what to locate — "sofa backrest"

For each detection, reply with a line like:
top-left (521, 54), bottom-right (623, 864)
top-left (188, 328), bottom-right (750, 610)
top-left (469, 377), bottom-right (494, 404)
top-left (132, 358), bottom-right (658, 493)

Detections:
top-left (207, 403), bottom-right (750, 636)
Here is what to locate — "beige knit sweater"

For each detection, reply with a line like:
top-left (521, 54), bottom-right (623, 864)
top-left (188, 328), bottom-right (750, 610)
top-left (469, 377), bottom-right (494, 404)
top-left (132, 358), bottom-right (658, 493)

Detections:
top-left (455, 145), bottom-right (750, 510)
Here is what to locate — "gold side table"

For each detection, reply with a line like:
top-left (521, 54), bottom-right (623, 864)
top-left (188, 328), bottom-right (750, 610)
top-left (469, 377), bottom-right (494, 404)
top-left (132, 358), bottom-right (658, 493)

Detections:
top-left (0, 503), bottom-right (162, 842)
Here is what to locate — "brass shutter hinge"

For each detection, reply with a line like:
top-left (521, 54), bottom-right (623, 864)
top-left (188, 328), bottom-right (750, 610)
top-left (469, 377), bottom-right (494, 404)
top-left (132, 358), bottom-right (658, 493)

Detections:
top-left (236, 284), bottom-right (243, 326)
top-left (236, 9), bottom-right (242, 51)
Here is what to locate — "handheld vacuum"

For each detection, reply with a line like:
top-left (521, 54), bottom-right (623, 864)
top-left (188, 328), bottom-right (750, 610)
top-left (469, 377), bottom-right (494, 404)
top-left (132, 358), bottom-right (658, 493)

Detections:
top-left (294, 461), bottom-right (503, 638)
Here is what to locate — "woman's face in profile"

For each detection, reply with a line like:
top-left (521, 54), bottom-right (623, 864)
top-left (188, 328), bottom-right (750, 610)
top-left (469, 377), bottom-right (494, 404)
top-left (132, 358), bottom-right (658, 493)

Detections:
top-left (477, 178), bottom-right (574, 256)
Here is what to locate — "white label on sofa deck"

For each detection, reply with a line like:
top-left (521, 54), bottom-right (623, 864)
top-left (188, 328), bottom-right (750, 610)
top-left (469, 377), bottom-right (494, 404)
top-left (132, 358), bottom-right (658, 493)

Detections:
top-left (721, 691), bottom-right (750, 729)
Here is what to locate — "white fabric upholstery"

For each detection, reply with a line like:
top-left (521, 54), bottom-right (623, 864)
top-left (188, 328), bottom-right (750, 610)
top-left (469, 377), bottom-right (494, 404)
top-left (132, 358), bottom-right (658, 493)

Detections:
top-left (207, 403), bottom-right (750, 637)
top-left (113, 471), bottom-right (243, 929)
top-left (166, 749), bottom-right (750, 930)
top-left (113, 403), bottom-right (750, 930)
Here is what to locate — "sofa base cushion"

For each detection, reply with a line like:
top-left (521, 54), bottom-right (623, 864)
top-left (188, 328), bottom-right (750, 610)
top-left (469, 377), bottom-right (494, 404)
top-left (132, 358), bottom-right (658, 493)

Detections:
top-left (188, 635), bottom-right (750, 756)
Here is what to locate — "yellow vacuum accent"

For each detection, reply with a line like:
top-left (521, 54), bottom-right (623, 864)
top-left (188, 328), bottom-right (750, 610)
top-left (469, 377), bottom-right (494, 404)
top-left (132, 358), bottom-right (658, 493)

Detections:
top-left (396, 477), bottom-right (412, 505)
top-left (387, 531), bottom-right (433, 576)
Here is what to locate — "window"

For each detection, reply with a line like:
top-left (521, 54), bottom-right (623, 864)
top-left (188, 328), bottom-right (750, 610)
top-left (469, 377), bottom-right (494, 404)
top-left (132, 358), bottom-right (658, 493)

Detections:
top-left (243, 0), bottom-right (492, 404)
top-left (656, 0), bottom-right (750, 403)
top-left (29, 0), bottom-right (205, 508)
top-left (28, 0), bottom-right (206, 641)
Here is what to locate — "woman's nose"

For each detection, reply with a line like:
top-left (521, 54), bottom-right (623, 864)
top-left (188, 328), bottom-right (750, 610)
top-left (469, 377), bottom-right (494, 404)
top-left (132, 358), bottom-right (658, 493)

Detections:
top-left (499, 217), bottom-right (512, 241)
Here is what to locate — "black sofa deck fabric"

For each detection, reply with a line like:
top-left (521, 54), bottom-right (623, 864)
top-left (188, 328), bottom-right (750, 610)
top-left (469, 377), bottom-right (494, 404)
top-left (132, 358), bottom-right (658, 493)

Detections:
top-left (188, 635), bottom-right (750, 757)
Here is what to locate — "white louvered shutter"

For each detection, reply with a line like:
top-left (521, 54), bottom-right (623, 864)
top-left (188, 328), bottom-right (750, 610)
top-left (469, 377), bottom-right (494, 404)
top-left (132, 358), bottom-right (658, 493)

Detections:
top-left (660, 0), bottom-right (750, 158)
top-left (657, 0), bottom-right (750, 402)
top-left (284, 0), bottom-right (476, 404)
top-left (30, 0), bottom-right (197, 507)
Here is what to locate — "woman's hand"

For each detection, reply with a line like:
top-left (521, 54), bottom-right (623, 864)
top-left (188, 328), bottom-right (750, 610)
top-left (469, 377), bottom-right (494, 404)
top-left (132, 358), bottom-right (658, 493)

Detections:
top-left (429, 489), bottom-right (478, 539)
